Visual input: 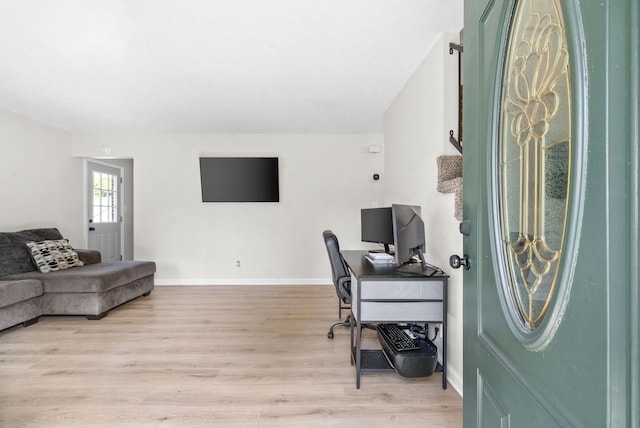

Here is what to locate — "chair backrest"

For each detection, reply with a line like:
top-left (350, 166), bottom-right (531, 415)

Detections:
top-left (322, 230), bottom-right (351, 303)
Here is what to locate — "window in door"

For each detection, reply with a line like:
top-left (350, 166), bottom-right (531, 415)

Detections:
top-left (92, 171), bottom-right (119, 223)
top-left (494, 0), bottom-right (575, 350)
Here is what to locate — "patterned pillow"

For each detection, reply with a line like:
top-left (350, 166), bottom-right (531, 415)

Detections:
top-left (26, 239), bottom-right (85, 273)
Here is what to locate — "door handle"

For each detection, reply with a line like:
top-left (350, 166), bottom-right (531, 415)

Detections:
top-left (449, 254), bottom-right (470, 270)
top-left (89, 227), bottom-right (95, 231)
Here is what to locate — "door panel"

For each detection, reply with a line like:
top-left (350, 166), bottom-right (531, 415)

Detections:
top-left (463, 0), bottom-right (638, 426)
top-left (90, 231), bottom-right (119, 261)
top-left (477, 374), bottom-right (509, 427)
top-left (477, 368), bottom-right (559, 427)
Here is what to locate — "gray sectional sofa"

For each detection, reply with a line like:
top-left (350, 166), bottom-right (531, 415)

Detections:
top-left (0, 228), bottom-right (155, 331)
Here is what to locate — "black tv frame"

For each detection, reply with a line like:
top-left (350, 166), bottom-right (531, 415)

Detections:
top-left (199, 157), bottom-right (280, 203)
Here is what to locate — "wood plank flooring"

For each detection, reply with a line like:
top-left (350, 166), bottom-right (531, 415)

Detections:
top-left (0, 285), bottom-right (462, 427)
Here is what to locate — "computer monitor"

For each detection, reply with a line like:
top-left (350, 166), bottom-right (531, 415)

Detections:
top-left (360, 207), bottom-right (394, 253)
top-left (392, 204), bottom-right (427, 273)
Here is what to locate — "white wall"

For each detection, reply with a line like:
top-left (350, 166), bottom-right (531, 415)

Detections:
top-left (72, 133), bottom-right (385, 284)
top-left (0, 109), bottom-right (84, 246)
top-left (383, 32), bottom-right (463, 394)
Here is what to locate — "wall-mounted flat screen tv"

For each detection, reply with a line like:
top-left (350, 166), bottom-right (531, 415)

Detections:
top-left (199, 157), bottom-right (279, 202)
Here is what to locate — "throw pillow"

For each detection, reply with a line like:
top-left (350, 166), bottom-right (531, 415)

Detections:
top-left (26, 239), bottom-right (85, 273)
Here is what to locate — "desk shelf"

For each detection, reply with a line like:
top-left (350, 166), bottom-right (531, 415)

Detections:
top-left (351, 347), bottom-right (394, 372)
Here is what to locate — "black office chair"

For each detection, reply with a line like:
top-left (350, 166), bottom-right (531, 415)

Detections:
top-left (322, 230), bottom-right (353, 339)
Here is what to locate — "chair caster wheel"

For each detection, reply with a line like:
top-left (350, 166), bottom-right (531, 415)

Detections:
top-left (327, 331), bottom-right (334, 339)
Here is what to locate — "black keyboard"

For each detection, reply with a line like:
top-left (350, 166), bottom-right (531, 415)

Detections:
top-left (377, 323), bottom-right (419, 352)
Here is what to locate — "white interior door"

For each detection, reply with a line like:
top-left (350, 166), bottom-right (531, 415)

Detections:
top-left (87, 161), bottom-right (122, 261)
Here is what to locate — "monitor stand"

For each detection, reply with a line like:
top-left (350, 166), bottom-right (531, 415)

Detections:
top-left (369, 244), bottom-right (393, 255)
top-left (396, 254), bottom-right (437, 276)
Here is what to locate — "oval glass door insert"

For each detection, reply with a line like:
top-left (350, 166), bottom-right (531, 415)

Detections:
top-left (497, 0), bottom-right (572, 338)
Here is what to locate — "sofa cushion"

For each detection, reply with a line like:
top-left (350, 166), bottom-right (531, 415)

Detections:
top-left (0, 228), bottom-right (64, 276)
top-left (3, 261), bottom-right (156, 294)
top-left (0, 280), bottom-right (43, 308)
top-left (26, 239), bottom-right (84, 273)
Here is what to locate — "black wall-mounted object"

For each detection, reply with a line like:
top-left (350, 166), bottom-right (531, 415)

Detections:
top-left (449, 42), bottom-right (463, 154)
top-left (199, 157), bottom-right (279, 202)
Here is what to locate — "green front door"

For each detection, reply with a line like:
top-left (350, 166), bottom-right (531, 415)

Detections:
top-left (462, 0), bottom-right (638, 426)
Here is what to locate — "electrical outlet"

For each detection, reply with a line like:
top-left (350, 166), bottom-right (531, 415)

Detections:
top-left (235, 260), bottom-right (241, 268)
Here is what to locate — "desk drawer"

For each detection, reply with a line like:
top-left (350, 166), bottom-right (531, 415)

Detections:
top-left (360, 279), bottom-right (443, 300)
top-left (359, 302), bottom-right (443, 323)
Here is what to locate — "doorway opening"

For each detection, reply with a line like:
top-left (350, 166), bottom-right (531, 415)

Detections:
top-left (86, 159), bottom-right (134, 260)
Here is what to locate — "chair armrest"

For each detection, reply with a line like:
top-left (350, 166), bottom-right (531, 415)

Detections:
top-left (337, 277), bottom-right (351, 304)
top-left (75, 249), bottom-right (102, 265)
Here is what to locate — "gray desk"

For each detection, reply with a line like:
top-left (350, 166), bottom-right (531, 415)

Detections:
top-left (342, 250), bottom-right (449, 389)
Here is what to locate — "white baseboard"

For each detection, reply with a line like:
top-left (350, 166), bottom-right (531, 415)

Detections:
top-left (154, 278), bottom-right (330, 286)
top-left (446, 364), bottom-right (463, 397)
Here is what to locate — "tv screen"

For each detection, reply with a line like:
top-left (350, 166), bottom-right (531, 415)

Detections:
top-left (200, 157), bottom-right (279, 202)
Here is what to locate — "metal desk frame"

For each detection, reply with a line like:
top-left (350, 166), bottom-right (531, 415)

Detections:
top-left (342, 250), bottom-right (449, 389)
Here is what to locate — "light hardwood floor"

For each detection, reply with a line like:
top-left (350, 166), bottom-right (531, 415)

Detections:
top-left (0, 285), bottom-right (462, 427)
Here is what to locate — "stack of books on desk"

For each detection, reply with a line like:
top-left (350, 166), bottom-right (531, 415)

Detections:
top-left (365, 252), bottom-right (395, 265)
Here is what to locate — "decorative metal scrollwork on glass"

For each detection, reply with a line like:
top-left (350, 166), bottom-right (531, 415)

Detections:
top-left (497, 0), bottom-right (571, 333)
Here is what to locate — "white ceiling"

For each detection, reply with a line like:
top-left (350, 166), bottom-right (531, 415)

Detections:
top-left (0, 0), bottom-right (463, 133)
